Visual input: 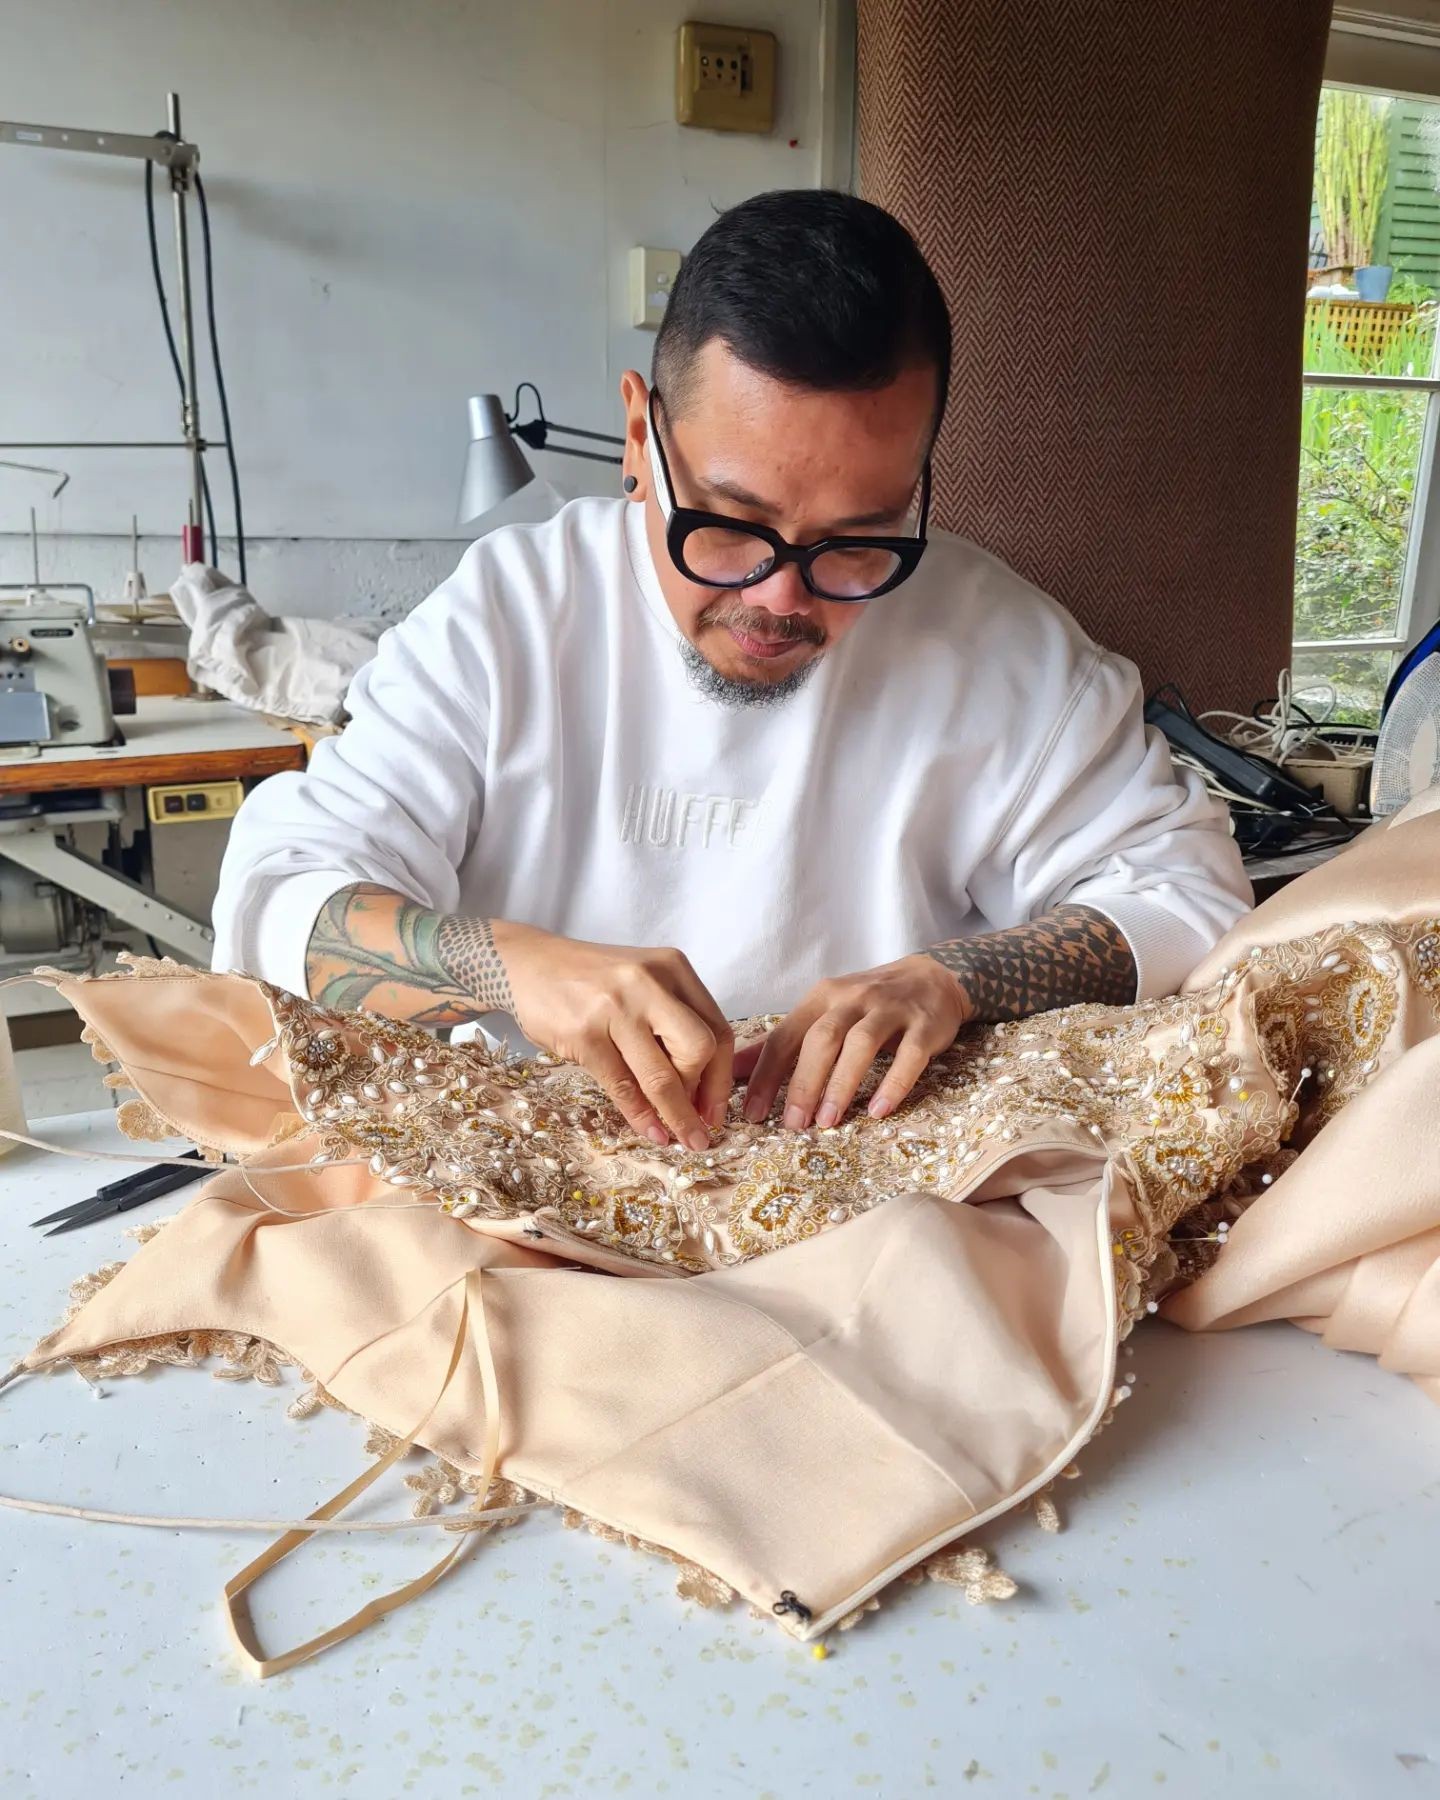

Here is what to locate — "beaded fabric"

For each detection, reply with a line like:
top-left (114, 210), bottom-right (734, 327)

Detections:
top-left (67, 905), bottom-right (1440, 1331)
top-left (16, 801), bottom-right (1440, 1670)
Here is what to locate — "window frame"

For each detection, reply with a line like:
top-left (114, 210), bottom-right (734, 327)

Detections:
top-left (1297, 54), bottom-right (1440, 691)
top-left (1295, 369), bottom-right (1440, 666)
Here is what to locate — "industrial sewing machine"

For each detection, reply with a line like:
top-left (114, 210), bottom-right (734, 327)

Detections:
top-left (0, 582), bottom-right (117, 751)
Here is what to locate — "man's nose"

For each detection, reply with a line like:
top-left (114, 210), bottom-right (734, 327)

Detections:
top-left (745, 562), bottom-right (813, 616)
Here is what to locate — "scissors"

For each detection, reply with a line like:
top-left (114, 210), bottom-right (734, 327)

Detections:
top-left (30, 1150), bottom-right (211, 1237)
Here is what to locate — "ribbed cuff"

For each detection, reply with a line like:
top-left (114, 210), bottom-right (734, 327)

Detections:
top-left (1067, 892), bottom-right (1214, 1003)
top-left (218, 870), bottom-right (358, 998)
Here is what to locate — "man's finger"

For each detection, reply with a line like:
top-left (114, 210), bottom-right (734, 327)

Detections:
top-left (782, 1006), bottom-right (869, 1130)
top-left (815, 1015), bottom-right (907, 1130)
top-left (612, 1019), bottom-right (710, 1151)
top-left (660, 963), bottom-right (736, 1130)
top-left (648, 989), bottom-right (720, 1094)
top-left (867, 1028), bottom-right (943, 1121)
top-left (743, 1002), bottom-right (822, 1123)
top-left (694, 1028), bottom-right (736, 1133)
top-left (732, 1037), bottom-right (767, 1083)
top-left (581, 1036), bottom-right (671, 1145)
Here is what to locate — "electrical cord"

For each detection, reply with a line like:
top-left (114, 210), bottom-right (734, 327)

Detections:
top-left (1148, 680), bottom-right (1358, 857)
top-left (194, 171), bottom-right (247, 585)
top-left (144, 152), bottom-right (218, 560)
top-left (1199, 670), bottom-right (1344, 768)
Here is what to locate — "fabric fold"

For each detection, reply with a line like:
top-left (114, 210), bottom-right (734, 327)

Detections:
top-left (12, 787), bottom-right (1440, 1669)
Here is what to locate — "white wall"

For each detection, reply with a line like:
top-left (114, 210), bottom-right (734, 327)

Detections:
top-left (0, 0), bottom-right (846, 615)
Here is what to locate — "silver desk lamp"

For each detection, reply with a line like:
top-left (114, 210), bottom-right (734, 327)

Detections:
top-left (458, 383), bottom-right (624, 527)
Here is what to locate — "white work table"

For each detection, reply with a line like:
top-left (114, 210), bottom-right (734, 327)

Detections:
top-left (1, 1111), bottom-right (1436, 1800)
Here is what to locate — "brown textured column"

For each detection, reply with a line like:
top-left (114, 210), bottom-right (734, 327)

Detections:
top-left (858, 0), bottom-right (1332, 709)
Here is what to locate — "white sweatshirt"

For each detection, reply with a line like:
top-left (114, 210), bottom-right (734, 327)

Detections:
top-left (213, 497), bottom-right (1250, 1027)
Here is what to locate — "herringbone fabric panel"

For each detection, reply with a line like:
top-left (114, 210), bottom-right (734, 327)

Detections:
top-left (858, 0), bottom-right (1332, 708)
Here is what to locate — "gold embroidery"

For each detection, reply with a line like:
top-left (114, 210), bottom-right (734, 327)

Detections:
top-left (61, 922), bottom-right (1420, 1319)
top-left (1411, 920), bottom-right (1440, 1003)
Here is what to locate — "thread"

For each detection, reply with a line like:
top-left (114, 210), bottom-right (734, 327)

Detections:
top-left (0, 1491), bottom-right (538, 1534)
top-left (0, 995), bottom-right (26, 1161)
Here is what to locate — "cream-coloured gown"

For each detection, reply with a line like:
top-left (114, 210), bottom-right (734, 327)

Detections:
top-left (11, 792), bottom-right (1440, 1673)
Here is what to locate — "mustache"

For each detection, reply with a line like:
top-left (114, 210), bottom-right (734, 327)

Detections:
top-left (697, 599), bottom-right (827, 648)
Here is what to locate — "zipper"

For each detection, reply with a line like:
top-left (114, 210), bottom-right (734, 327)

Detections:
top-left (793, 1157), bottom-right (1122, 1641)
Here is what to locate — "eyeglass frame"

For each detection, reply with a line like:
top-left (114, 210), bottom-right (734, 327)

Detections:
top-left (643, 390), bottom-right (931, 603)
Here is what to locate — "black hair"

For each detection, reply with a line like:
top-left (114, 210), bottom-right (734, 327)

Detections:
top-left (653, 189), bottom-right (951, 437)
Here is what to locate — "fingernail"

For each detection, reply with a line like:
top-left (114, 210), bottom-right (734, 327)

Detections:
top-left (868, 1095), bottom-right (893, 1120)
top-left (646, 1124), bottom-right (669, 1146)
top-left (686, 1128), bottom-right (710, 1152)
top-left (783, 1105), bottom-right (807, 1132)
top-left (815, 1102), bottom-right (839, 1130)
top-left (744, 1096), bottom-right (767, 1124)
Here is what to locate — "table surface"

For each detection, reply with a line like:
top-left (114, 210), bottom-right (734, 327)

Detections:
top-left (2, 1112), bottom-right (1436, 1800)
top-left (0, 696), bottom-right (305, 794)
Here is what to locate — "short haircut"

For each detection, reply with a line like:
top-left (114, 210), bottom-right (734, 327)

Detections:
top-left (653, 189), bottom-right (952, 438)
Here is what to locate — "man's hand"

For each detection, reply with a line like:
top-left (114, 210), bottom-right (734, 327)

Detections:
top-left (740, 955), bottom-right (970, 1130)
top-left (740, 907), bottom-right (1138, 1132)
top-left (496, 923), bottom-right (733, 1151)
top-left (306, 885), bottom-right (730, 1151)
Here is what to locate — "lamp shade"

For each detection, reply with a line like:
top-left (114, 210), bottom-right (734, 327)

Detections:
top-left (457, 394), bottom-right (534, 526)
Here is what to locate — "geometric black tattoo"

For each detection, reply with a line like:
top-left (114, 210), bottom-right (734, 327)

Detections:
top-left (926, 904), bottom-right (1137, 1024)
top-left (435, 915), bottom-right (514, 1013)
top-left (305, 883), bottom-right (516, 1028)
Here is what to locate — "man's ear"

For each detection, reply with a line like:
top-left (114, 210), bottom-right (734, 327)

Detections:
top-left (618, 369), bottom-right (650, 500)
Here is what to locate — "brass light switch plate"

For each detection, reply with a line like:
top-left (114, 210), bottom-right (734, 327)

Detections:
top-left (676, 22), bottom-right (777, 133)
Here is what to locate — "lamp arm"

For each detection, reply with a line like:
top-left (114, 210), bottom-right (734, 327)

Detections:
top-left (0, 119), bottom-right (197, 170)
top-left (542, 444), bottom-right (624, 467)
top-left (504, 385), bottom-right (624, 467)
top-left (548, 421), bottom-right (625, 446)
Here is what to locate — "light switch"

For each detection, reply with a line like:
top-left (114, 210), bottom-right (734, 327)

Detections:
top-left (630, 246), bottom-right (683, 330)
top-left (675, 22), bottom-right (777, 134)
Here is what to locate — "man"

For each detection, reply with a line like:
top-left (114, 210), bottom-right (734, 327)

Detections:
top-left (213, 190), bottom-right (1250, 1156)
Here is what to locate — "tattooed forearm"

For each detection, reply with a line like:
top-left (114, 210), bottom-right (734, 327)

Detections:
top-left (435, 915), bottom-right (513, 1013)
top-left (926, 905), bottom-right (1137, 1024)
top-left (304, 883), bottom-right (515, 1027)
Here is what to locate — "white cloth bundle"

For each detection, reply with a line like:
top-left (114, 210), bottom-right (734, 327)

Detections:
top-left (169, 564), bottom-right (383, 726)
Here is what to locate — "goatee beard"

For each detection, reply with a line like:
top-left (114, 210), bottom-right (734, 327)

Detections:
top-left (680, 599), bottom-right (827, 709)
top-left (679, 639), bottom-right (822, 709)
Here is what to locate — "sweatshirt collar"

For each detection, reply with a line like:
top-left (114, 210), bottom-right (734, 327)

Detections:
top-left (623, 497), bottom-right (683, 643)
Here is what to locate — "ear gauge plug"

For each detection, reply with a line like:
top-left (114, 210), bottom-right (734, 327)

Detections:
top-left (623, 475), bottom-right (638, 494)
